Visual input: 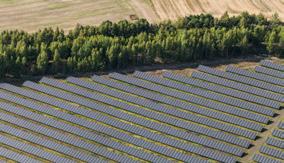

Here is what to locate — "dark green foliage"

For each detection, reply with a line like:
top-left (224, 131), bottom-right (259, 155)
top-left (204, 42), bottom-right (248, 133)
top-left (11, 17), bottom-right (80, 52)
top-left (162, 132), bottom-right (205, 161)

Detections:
top-left (0, 13), bottom-right (283, 78)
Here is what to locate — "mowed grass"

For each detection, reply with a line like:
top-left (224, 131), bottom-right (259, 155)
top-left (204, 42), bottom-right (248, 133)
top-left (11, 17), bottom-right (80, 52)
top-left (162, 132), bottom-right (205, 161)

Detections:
top-left (0, 0), bottom-right (152, 32)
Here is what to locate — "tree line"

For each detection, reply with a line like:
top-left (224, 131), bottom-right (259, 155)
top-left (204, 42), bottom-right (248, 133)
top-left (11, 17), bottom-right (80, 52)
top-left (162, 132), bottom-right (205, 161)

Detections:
top-left (0, 12), bottom-right (283, 78)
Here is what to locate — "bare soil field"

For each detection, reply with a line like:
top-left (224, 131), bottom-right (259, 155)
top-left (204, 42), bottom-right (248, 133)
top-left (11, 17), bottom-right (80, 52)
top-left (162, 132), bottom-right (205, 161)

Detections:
top-left (151, 0), bottom-right (284, 21)
top-left (0, 0), bottom-right (156, 32)
top-left (0, 0), bottom-right (283, 32)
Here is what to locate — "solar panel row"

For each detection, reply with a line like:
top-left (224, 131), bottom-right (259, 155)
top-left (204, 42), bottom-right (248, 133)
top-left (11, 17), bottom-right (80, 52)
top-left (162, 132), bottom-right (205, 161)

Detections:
top-left (109, 73), bottom-right (257, 139)
top-left (66, 77), bottom-right (244, 156)
top-left (91, 75), bottom-right (251, 148)
top-left (0, 147), bottom-right (40, 163)
top-left (22, 81), bottom-right (208, 163)
top-left (112, 72), bottom-right (274, 120)
top-left (272, 130), bottom-right (284, 139)
top-left (0, 135), bottom-right (74, 163)
top-left (0, 119), bottom-right (106, 163)
top-left (163, 72), bottom-right (278, 114)
top-left (259, 146), bottom-right (284, 160)
top-left (278, 122), bottom-right (284, 129)
top-left (260, 60), bottom-right (284, 71)
top-left (93, 73), bottom-right (268, 126)
top-left (0, 60), bottom-right (282, 163)
top-left (1, 84), bottom-right (213, 161)
top-left (37, 78), bottom-right (237, 163)
top-left (136, 71), bottom-right (278, 115)
top-left (134, 71), bottom-right (271, 125)
top-left (45, 77), bottom-right (255, 141)
top-left (198, 65), bottom-right (283, 95)
top-left (266, 137), bottom-right (284, 149)
top-left (253, 121), bottom-right (284, 163)
top-left (253, 154), bottom-right (282, 163)
top-left (255, 66), bottom-right (284, 79)
top-left (191, 71), bottom-right (282, 102)
top-left (226, 65), bottom-right (284, 87)
top-left (0, 101), bottom-right (157, 162)
top-left (1, 89), bottom-right (177, 163)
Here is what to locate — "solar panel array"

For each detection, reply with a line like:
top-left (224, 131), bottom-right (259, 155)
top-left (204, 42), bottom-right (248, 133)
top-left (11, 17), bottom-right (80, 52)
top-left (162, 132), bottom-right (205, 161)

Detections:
top-left (279, 122), bottom-right (284, 129)
top-left (253, 121), bottom-right (284, 163)
top-left (260, 60), bottom-right (284, 72)
top-left (163, 72), bottom-right (280, 109)
top-left (191, 71), bottom-right (283, 102)
top-left (0, 134), bottom-right (74, 163)
top-left (226, 65), bottom-right (284, 87)
top-left (0, 147), bottom-right (40, 163)
top-left (0, 60), bottom-right (283, 163)
top-left (197, 65), bottom-right (283, 94)
top-left (255, 66), bottom-right (284, 79)
top-left (133, 71), bottom-right (273, 122)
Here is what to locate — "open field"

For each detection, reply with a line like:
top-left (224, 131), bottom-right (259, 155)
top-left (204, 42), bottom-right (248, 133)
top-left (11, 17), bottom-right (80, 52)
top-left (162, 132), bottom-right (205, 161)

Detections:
top-left (151, 0), bottom-right (284, 21)
top-left (0, 0), bottom-right (157, 32)
top-left (0, 0), bottom-right (283, 32)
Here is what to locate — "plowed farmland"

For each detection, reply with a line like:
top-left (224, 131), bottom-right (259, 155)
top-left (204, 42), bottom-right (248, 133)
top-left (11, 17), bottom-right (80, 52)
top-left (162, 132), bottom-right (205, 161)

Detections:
top-left (0, 0), bottom-right (283, 32)
top-left (151, 0), bottom-right (284, 21)
top-left (0, 0), bottom-right (157, 32)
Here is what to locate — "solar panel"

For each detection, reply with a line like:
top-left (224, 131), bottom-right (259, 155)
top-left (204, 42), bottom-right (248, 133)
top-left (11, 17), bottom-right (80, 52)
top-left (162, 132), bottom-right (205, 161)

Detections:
top-left (20, 82), bottom-right (209, 163)
top-left (0, 101), bottom-right (157, 163)
top-left (1, 83), bottom-right (240, 161)
top-left (0, 147), bottom-right (40, 163)
top-left (253, 154), bottom-right (282, 163)
top-left (0, 93), bottom-right (175, 163)
top-left (0, 59), bottom-right (282, 163)
top-left (163, 72), bottom-right (279, 113)
top-left (272, 130), bottom-right (284, 139)
top-left (191, 71), bottom-right (283, 102)
top-left (34, 78), bottom-right (237, 162)
top-left (111, 72), bottom-right (274, 119)
top-left (278, 122), bottom-right (284, 129)
top-left (42, 77), bottom-right (256, 142)
top-left (226, 65), bottom-right (284, 87)
top-left (134, 71), bottom-right (274, 122)
top-left (0, 135), bottom-right (74, 163)
top-left (260, 60), bottom-right (284, 72)
top-left (255, 66), bottom-right (284, 79)
top-left (0, 121), bottom-right (106, 163)
top-left (91, 75), bottom-right (251, 148)
top-left (197, 65), bottom-right (283, 94)
top-left (66, 77), bottom-right (244, 156)
top-left (266, 137), bottom-right (284, 149)
top-left (259, 146), bottom-right (284, 160)
top-left (109, 73), bottom-right (258, 139)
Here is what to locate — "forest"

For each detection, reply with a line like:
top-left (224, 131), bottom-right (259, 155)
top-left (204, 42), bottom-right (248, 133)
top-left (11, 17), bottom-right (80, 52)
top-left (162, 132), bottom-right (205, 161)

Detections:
top-left (0, 12), bottom-right (283, 78)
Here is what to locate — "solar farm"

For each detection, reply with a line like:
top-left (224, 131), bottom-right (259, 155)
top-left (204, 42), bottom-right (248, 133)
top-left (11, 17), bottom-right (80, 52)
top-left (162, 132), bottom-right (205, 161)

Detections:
top-left (0, 60), bottom-right (283, 163)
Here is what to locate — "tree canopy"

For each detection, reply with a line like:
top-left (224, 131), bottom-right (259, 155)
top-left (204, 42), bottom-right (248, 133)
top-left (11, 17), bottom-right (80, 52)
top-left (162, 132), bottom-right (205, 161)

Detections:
top-left (0, 12), bottom-right (283, 79)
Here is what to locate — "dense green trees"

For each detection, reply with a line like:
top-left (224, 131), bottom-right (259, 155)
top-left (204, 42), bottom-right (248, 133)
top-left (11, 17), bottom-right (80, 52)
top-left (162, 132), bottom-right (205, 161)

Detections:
top-left (0, 13), bottom-right (283, 78)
